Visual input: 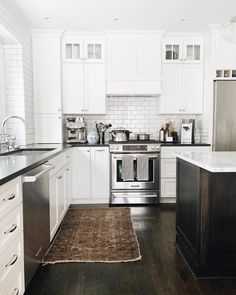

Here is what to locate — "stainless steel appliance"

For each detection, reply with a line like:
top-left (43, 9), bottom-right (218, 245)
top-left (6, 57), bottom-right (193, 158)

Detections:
top-left (65, 116), bottom-right (86, 143)
top-left (110, 128), bottom-right (131, 142)
top-left (22, 163), bottom-right (53, 288)
top-left (213, 81), bottom-right (236, 151)
top-left (110, 141), bottom-right (160, 204)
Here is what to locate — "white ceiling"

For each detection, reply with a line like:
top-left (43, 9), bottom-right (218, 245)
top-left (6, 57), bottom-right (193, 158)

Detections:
top-left (8, 0), bottom-right (236, 33)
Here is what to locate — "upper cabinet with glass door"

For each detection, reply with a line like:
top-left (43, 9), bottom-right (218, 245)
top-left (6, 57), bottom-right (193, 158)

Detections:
top-left (163, 38), bottom-right (204, 63)
top-left (84, 40), bottom-right (105, 63)
top-left (63, 38), bottom-right (105, 63)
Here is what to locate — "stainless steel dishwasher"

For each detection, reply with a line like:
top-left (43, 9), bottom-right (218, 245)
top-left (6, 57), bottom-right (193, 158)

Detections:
top-left (22, 163), bottom-right (54, 288)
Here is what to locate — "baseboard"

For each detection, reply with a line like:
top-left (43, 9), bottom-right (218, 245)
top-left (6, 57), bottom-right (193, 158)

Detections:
top-left (159, 197), bottom-right (176, 204)
top-left (71, 198), bottom-right (109, 204)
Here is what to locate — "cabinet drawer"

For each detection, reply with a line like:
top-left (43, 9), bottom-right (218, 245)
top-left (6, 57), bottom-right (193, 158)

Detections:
top-left (161, 159), bottom-right (176, 177)
top-left (0, 234), bottom-right (24, 295)
top-left (0, 177), bottom-right (22, 219)
top-left (1, 256), bottom-right (24, 295)
top-left (0, 205), bottom-right (23, 256)
top-left (161, 178), bottom-right (176, 198)
top-left (49, 150), bottom-right (72, 178)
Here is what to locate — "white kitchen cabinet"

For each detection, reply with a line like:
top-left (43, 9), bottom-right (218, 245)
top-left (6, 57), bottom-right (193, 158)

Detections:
top-left (49, 151), bottom-right (71, 241)
top-left (106, 33), bottom-right (162, 95)
top-left (163, 38), bottom-right (203, 63)
top-left (214, 30), bottom-right (236, 69)
top-left (62, 37), bottom-right (106, 114)
top-left (160, 146), bottom-right (211, 203)
top-left (62, 63), bottom-right (84, 113)
top-left (32, 31), bottom-right (62, 114)
top-left (91, 147), bottom-right (110, 199)
top-left (84, 40), bottom-right (105, 62)
top-left (161, 178), bottom-right (176, 199)
top-left (64, 164), bottom-right (71, 209)
top-left (49, 175), bottom-right (58, 240)
top-left (84, 63), bottom-right (106, 114)
top-left (72, 147), bottom-right (91, 199)
top-left (184, 64), bottom-right (204, 113)
top-left (34, 114), bottom-right (62, 143)
top-left (71, 147), bottom-right (110, 203)
top-left (0, 177), bottom-right (24, 295)
top-left (32, 30), bottom-right (63, 144)
top-left (160, 63), bottom-right (203, 114)
top-left (63, 63), bottom-right (105, 114)
top-left (63, 38), bottom-right (105, 63)
top-left (56, 170), bottom-right (66, 222)
top-left (161, 159), bottom-right (176, 178)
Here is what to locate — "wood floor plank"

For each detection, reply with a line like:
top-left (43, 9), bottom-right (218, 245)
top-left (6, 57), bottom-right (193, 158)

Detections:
top-left (25, 206), bottom-right (236, 295)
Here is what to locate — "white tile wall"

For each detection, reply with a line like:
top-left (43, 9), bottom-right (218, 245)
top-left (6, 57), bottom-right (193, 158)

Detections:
top-left (79, 96), bottom-right (208, 142)
top-left (0, 0), bottom-right (33, 145)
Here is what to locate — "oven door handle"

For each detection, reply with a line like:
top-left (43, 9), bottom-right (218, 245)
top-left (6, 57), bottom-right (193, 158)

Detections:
top-left (112, 155), bottom-right (158, 160)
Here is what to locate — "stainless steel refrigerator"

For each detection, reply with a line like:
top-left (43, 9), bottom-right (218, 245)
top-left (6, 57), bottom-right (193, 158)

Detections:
top-left (213, 80), bottom-right (236, 151)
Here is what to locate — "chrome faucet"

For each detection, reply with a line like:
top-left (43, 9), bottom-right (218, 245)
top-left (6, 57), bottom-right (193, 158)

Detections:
top-left (1, 116), bottom-right (25, 149)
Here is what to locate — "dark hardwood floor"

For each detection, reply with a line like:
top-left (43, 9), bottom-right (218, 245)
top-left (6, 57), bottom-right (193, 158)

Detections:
top-left (25, 206), bottom-right (236, 295)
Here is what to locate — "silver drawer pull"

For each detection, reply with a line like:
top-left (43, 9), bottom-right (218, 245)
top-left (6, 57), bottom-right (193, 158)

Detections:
top-left (3, 193), bottom-right (16, 202)
top-left (12, 288), bottom-right (19, 295)
top-left (4, 224), bottom-right (17, 235)
top-left (96, 150), bottom-right (105, 152)
top-left (5, 254), bottom-right (18, 268)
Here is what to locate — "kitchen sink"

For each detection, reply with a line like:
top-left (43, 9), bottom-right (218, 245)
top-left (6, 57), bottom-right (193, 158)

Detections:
top-left (0, 148), bottom-right (55, 156)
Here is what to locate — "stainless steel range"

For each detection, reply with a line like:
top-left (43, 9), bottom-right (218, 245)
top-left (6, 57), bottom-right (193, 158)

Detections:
top-left (110, 141), bottom-right (160, 204)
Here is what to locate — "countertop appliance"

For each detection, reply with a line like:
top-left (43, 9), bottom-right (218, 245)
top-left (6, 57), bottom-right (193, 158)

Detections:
top-left (65, 116), bottom-right (86, 143)
top-left (181, 119), bottom-right (194, 144)
top-left (22, 163), bottom-right (53, 288)
top-left (213, 81), bottom-right (236, 151)
top-left (110, 140), bottom-right (160, 204)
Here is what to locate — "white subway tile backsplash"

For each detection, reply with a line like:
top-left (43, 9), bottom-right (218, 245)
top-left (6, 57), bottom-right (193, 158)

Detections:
top-left (0, 1), bottom-right (34, 145)
top-left (80, 96), bottom-right (208, 142)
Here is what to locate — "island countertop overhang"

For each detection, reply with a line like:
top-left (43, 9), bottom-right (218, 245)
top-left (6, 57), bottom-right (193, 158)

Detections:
top-left (175, 151), bottom-right (236, 173)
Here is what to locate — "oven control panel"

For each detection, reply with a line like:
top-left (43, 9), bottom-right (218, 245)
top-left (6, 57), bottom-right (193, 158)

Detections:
top-left (109, 144), bottom-right (161, 153)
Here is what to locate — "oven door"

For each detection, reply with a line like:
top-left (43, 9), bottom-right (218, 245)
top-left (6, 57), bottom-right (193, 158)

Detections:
top-left (111, 153), bottom-right (159, 190)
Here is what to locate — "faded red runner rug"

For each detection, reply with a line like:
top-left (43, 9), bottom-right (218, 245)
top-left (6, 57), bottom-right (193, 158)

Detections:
top-left (43, 207), bottom-right (141, 264)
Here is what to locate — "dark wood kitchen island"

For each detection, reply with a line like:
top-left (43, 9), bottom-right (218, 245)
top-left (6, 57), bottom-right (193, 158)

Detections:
top-left (176, 151), bottom-right (236, 278)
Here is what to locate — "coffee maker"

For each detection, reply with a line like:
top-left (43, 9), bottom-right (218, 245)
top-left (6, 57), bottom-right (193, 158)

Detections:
top-left (65, 116), bottom-right (87, 143)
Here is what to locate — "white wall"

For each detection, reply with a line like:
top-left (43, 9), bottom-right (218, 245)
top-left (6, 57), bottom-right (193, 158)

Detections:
top-left (0, 0), bottom-right (33, 145)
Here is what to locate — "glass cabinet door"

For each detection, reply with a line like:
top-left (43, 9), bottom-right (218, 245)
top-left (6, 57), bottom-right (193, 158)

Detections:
top-left (84, 41), bottom-right (104, 62)
top-left (185, 44), bottom-right (201, 61)
top-left (164, 44), bottom-right (180, 61)
top-left (64, 42), bottom-right (82, 61)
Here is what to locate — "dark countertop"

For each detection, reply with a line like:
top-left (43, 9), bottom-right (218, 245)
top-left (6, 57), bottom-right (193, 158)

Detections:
top-left (161, 143), bottom-right (211, 147)
top-left (0, 142), bottom-right (110, 186)
top-left (0, 141), bottom-right (210, 186)
top-left (0, 143), bottom-right (70, 186)
top-left (70, 143), bottom-right (109, 147)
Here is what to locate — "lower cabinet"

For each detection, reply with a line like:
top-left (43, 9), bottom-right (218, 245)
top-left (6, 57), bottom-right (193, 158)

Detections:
top-left (49, 152), bottom-right (71, 241)
top-left (160, 146), bottom-right (211, 203)
top-left (0, 177), bottom-right (24, 295)
top-left (71, 147), bottom-right (110, 204)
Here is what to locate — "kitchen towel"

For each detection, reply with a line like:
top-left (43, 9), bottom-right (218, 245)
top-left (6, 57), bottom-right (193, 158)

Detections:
top-left (137, 155), bottom-right (149, 181)
top-left (122, 155), bottom-right (134, 181)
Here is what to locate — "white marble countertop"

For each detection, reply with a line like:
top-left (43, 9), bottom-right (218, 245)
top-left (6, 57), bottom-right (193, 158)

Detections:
top-left (176, 151), bottom-right (236, 172)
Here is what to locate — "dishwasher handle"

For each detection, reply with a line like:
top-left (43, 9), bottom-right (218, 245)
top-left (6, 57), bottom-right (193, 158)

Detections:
top-left (23, 164), bottom-right (55, 183)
